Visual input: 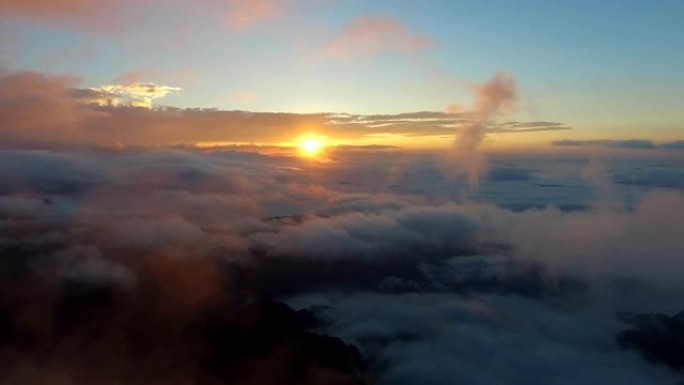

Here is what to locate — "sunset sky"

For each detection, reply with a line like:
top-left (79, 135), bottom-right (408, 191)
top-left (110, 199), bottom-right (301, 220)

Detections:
top-left (2, 2), bottom-right (684, 384)
top-left (2, 0), bottom-right (683, 149)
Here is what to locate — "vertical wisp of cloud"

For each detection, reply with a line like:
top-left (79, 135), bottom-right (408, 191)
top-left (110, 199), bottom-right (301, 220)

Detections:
top-left (445, 71), bottom-right (517, 192)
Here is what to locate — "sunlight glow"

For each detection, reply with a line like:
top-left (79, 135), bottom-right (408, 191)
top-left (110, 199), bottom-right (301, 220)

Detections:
top-left (299, 136), bottom-right (325, 157)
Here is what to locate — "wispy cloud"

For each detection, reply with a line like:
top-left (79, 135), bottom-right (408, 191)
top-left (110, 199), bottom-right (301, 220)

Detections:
top-left (0, 0), bottom-right (284, 31)
top-left (223, 0), bottom-right (284, 31)
top-left (0, 0), bottom-right (141, 28)
top-left (552, 139), bottom-right (684, 150)
top-left (323, 16), bottom-right (434, 61)
top-left (444, 71), bottom-right (518, 191)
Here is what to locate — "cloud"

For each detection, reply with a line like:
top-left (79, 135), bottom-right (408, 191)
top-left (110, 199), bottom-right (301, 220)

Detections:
top-left (89, 83), bottom-right (182, 108)
top-left (224, 0), bottom-right (284, 31)
top-left (552, 139), bottom-right (656, 150)
top-left (0, 147), bottom-right (682, 383)
top-left (0, 70), bottom-right (100, 146)
top-left (0, 0), bottom-right (113, 16)
top-left (612, 166), bottom-right (684, 188)
top-left (0, 69), bottom-right (570, 149)
top-left (444, 71), bottom-right (518, 191)
top-left (0, 0), bottom-right (142, 28)
top-left (327, 112), bottom-right (569, 137)
top-left (0, 0), bottom-right (286, 31)
top-left (489, 121), bottom-right (571, 133)
top-left (618, 310), bottom-right (684, 370)
top-left (552, 139), bottom-right (684, 151)
top-left (288, 292), bottom-right (678, 385)
top-left (659, 140), bottom-right (684, 150)
top-left (323, 16), bottom-right (434, 61)
top-left (487, 166), bottom-right (537, 182)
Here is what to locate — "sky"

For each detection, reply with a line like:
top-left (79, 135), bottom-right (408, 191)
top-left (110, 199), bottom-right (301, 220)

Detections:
top-left (1, 0), bottom-right (683, 149)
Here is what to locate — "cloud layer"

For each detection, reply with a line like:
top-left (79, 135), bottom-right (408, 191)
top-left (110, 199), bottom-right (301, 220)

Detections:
top-left (553, 139), bottom-right (684, 151)
top-left (0, 146), bottom-right (682, 383)
top-left (0, 70), bottom-right (570, 149)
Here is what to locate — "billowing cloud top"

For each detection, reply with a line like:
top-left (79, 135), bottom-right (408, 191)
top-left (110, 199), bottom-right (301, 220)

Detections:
top-left (89, 83), bottom-right (182, 108)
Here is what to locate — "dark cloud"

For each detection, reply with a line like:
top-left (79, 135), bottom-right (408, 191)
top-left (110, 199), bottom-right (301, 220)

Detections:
top-left (612, 166), bottom-right (684, 189)
top-left (618, 310), bottom-right (684, 370)
top-left (660, 140), bottom-right (684, 150)
top-left (288, 293), bottom-right (678, 385)
top-left (487, 166), bottom-right (538, 182)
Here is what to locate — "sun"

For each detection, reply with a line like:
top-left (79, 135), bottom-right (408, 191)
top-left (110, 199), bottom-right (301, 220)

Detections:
top-left (299, 136), bottom-right (325, 158)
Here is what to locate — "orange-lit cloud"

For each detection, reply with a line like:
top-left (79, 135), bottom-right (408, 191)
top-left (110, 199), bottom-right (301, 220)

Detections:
top-left (323, 16), bottom-right (435, 61)
top-left (0, 70), bottom-right (92, 145)
top-left (0, 70), bottom-right (571, 149)
top-left (90, 83), bottom-right (182, 108)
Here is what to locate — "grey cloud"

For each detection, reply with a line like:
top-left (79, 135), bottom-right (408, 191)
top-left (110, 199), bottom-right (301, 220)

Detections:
top-left (660, 140), bottom-right (684, 150)
top-left (288, 292), bottom-right (678, 385)
top-left (487, 166), bottom-right (538, 182)
top-left (612, 166), bottom-right (684, 188)
top-left (618, 310), bottom-right (684, 370)
top-left (551, 139), bottom-right (684, 151)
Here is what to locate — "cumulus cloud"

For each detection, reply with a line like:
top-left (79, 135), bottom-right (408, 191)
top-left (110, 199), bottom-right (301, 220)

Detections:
top-left (0, 70), bottom-right (102, 146)
top-left (323, 16), bottom-right (434, 61)
top-left (90, 83), bottom-right (182, 108)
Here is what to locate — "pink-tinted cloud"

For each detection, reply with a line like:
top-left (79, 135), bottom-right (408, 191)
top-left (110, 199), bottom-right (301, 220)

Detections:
top-left (444, 71), bottom-right (518, 191)
top-left (0, 70), bottom-right (326, 147)
top-left (471, 71), bottom-right (517, 118)
top-left (0, 0), bottom-right (139, 27)
top-left (0, 0), bottom-right (104, 15)
top-left (0, 70), bottom-right (90, 145)
top-left (323, 16), bottom-right (435, 61)
top-left (1, 0), bottom-right (289, 31)
top-left (224, 0), bottom-right (284, 31)
top-left (113, 70), bottom-right (153, 86)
